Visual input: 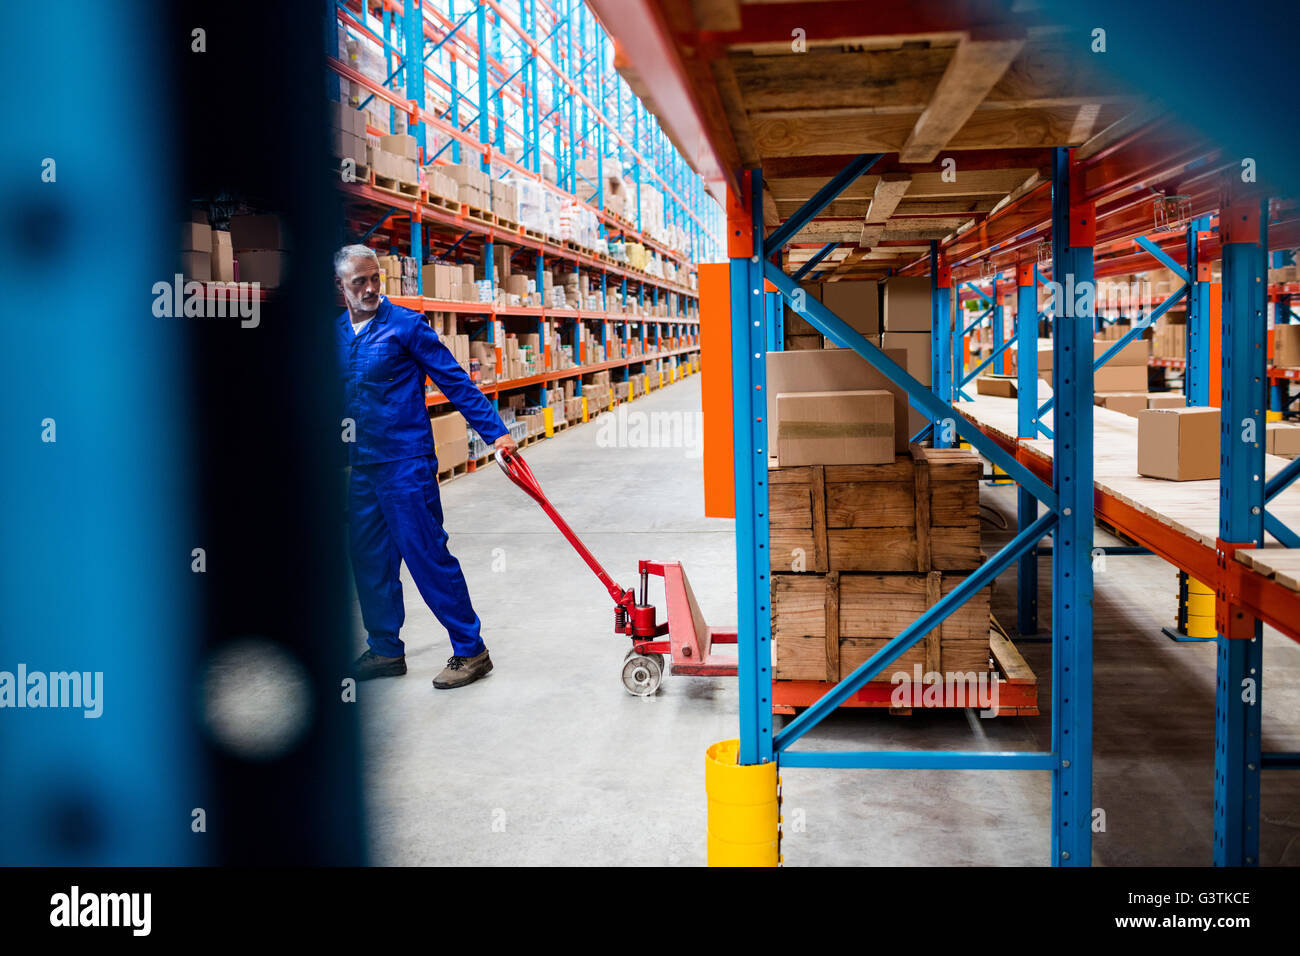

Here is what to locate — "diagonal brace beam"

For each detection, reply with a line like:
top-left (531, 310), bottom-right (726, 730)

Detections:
top-left (764, 154), bottom-right (882, 255)
top-left (792, 242), bottom-right (838, 281)
top-left (775, 509), bottom-right (1059, 751)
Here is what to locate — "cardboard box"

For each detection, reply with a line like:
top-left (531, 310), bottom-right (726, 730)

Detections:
top-left (229, 214), bottom-right (288, 252)
top-left (181, 250), bottom-right (210, 282)
top-left (1094, 363), bottom-right (1148, 392)
top-left (1094, 337), bottom-right (1150, 365)
top-left (882, 331), bottom-right (932, 436)
top-left (766, 348), bottom-right (912, 454)
top-left (1275, 324), bottom-right (1300, 368)
top-left (1267, 422), bottom-right (1300, 458)
top-left (182, 221), bottom-right (211, 252)
top-left (775, 390), bottom-right (894, 467)
top-left (210, 230), bottom-right (234, 282)
top-left (380, 134), bottom-right (419, 161)
top-left (882, 277), bottom-right (931, 332)
top-left (976, 374), bottom-right (1017, 398)
top-left (820, 280), bottom-right (880, 338)
top-left (237, 250), bottom-right (284, 286)
top-left (784, 334), bottom-right (824, 351)
top-left (431, 410), bottom-right (468, 469)
top-left (1095, 392), bottom-right (1149, 417)
top-left (1147, 394), bottom-right (1187, 409)
top-left (1137, 407), bottom-right (1220, 480)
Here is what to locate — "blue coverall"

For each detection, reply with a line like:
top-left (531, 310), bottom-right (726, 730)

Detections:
top-left (336, 296), bottom-right (508, 659)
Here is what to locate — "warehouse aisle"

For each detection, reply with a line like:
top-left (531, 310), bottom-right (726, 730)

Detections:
top-left (358, 376), bottom-right (739, 866)
top-left (356, 379), bottom-right (1300, 866)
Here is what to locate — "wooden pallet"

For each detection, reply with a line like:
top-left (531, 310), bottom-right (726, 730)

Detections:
top-left (373, 173), bottom-right (421, 200)
top-left (772, 618), bottom-right (1038, 716)
top-left (552, 419), bottom-right (569, 432)
top-left (437, 461), bottom-right (468, 484)
top-left (521, 432), bottom-right (541, 447)
top-left (464, 205), bottom-right (493, 226)
top-left (524, 228), bottom-right (545, 241)
top-left (428, 193), bottom-right (458, 212)
top-left (466, 451), bottom-right (495, 473)
top-left (335, 160), bottom-right (370, 184)
top-left (496, 217), bottom-right (520, 231)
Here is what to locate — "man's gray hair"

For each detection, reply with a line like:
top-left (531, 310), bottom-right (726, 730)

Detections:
top-left (334, 243), bottom-right (379, 277)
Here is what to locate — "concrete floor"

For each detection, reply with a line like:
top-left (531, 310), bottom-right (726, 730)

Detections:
top-left (357, 376), bottom-right (1300, 866)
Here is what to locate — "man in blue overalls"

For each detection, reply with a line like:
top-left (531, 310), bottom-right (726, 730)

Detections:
top-left (335, 244), bottom-right (517, 689)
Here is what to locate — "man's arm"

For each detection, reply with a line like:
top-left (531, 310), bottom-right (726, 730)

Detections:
top-left (401, 315), bottom-right (516, 451)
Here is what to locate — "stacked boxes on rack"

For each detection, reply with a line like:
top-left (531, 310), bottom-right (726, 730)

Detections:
top-left (377, 254), bottom-right (417, 296)
top-left (421, 261), bottom-right (477, 302)
top-left (769, 448), bottom-right (988, 682)
top-left (430, 410), bottom-right (468, 472)
top-left (229, 214), bottom-right (287, 287)
top-left (880, 277), bottom-right (932, 438)
top-left (328, 101), bottom-right (369, 169)
top-left (1151, 313), bottom-right (1187, 359)
top-left (1274, 324), bottom-right (1300, 367)
top-left (369, 133), bottom-right (419, 187)
top-left (1088, 338), bottom-right (1151, 414)
top-left (765, 348), bottom-right (991, 684)
top-left (181, 220), bottom-right (212, 281)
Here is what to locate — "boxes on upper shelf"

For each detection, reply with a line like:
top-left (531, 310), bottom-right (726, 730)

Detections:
top-left (883, 277), bottom-right (931, 332)
top-left (820, 280), bottom-right (880, 339)
top-left (775, 390), bottom-right (894, 467)
top-left (766, 347), bottom-right (912, 455)
top-left (1275, 324), bottom-right (1300, 367)
top-left (1137, 407), bottom-right (1220, 480)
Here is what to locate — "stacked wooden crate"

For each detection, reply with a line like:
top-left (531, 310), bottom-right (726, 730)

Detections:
top-left (769, 445), bottom-right (990, 684)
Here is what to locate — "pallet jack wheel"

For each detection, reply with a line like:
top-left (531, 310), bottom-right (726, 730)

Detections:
top-left (621, 653), bottom-right (663, 696)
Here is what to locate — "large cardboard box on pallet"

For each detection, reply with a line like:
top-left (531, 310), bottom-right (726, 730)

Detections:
top-left (767, 448), bottom-right (982, 574)
top-left (431, 410), bottom-right (468, 470)
top-left (765, 347), bottom-right (912, 455)
top-left (775, 390), bottom-right (893, 467)
top-left (772, 571), bottom-right (992, 682)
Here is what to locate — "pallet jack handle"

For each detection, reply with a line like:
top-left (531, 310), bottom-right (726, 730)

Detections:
top-left (496, 449), bottom-right (632, 607)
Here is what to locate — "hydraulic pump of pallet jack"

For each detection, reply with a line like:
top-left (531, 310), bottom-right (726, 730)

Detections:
top-left (496, 449), bottom-right (662, 638)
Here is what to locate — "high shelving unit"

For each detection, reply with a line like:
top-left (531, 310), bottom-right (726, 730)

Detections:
top-left (327, 0), bottom-right (722, 419)
top-left (600, 0), bottom-right (1299, 867)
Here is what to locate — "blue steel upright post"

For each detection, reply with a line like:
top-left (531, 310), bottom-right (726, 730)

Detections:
top-left (1017, 260), bottom-right (1040, 636)
top-left (1213, 193), bottom-right (1267, 866)
top-left (1050, 147), bottom-right (1095, 865)
top-left (730, 169), bottom-right (773, 766)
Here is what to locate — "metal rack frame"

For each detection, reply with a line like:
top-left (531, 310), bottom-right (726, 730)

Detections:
top-left (728, 147), bottom-right (1096, 865)
top-left (326, 0), bottom-right (722, 409)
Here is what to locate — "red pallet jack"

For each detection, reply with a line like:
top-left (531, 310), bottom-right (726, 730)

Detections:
top-left (498, 449), bottom-right (737, 695)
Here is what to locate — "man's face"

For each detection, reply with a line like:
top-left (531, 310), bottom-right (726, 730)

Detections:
top-left (337, 257), bottom-right (382, 315)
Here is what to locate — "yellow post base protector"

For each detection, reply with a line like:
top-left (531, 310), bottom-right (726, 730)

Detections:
top-left (581, 396), bottom-right (588, 423)
top-left (1186, 577), bottom-right (1215, 639)
top-left (705, 739), bottom-right (779, 867)
top-left (658, 371), bottom-right (664, 388)
top-left (1267, 409), bottom-right (1282, 423)
top-left (543, 406), bottom-right (554, 438)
